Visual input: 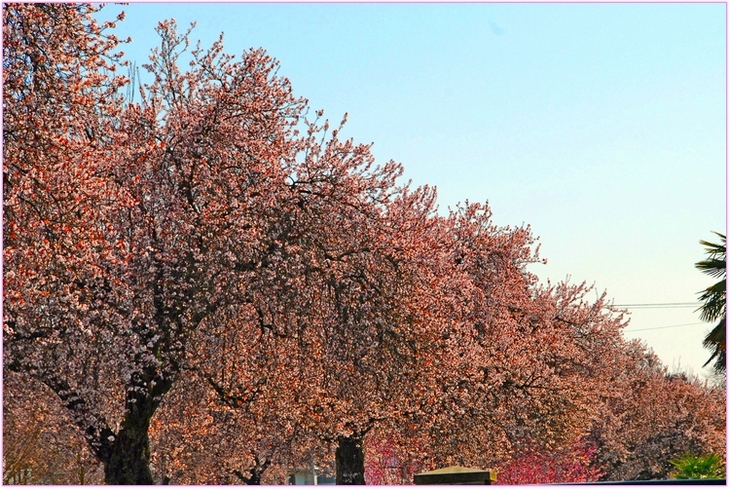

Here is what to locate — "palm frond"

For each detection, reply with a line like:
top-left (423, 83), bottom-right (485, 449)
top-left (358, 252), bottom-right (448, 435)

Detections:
top-left (695, 258), bottom-right (726, 278)
top-left (696, 278), bottom-right (726, 323)
top-left (702, 318), bottom-right (726, 373)
top-left (696, 232), bottom-right (726, 375)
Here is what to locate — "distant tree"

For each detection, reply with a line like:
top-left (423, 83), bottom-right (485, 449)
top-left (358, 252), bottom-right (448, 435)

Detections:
top-left (585, 345), bottom-right (727, 481)
top-left (695, 232), bottom-right (726, 374)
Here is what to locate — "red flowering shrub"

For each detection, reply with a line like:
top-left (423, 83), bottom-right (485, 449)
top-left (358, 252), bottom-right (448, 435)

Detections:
top-left (497, 439), bottom-right (603, 485)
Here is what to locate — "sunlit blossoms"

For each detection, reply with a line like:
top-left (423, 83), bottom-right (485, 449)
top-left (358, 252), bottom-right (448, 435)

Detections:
top-left (3, 4), bottom-right (725, 485)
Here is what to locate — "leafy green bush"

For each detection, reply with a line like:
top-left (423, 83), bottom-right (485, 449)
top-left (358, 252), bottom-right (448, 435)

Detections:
top-left (669, 453), bottom-right (725, 480)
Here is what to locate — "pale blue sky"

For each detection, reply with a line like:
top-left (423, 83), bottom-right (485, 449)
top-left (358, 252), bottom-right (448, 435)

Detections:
top-left (99, 2), bottom-right (727, 376)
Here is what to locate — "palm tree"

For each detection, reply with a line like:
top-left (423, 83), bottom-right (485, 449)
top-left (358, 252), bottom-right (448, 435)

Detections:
top-left (695, 232), bottom-right (726, 374)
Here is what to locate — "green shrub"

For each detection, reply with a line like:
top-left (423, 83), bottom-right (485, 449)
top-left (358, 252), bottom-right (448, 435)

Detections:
top-left (669, 453), bottom-right (725, 480)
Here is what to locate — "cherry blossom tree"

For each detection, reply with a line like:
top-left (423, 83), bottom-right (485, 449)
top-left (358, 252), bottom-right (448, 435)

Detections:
top-left (584, 344), bottom-right (726, 481)
top-left (4, 7), bottom-right (445, 483)
top-left (394, 204), bottom-right (626, 470)
top-left (4, 5), bottom-right (304, 483)
top-left (190, 110), bottom-right (451, 484)
top-left (4, 3), bottom-right (139, 483)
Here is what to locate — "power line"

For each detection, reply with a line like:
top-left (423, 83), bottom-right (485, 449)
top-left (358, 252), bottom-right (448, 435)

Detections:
top-left (608, 302), bottom-right (699, 309)
top-left (624, 322), bottom-right (705, 333)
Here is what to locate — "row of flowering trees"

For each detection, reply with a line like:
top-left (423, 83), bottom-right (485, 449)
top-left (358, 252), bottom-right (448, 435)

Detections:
top-left (3, 4), bottom-right (726, 485)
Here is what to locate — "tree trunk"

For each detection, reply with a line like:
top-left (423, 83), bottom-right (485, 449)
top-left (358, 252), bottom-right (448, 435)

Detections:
top-left (38, 371), bottom-right (158, 484)
top-left (233, 457), bottom-right (271, 485)
top-left (336, 435), bottom-right (366, 485)
top-left (103, 368), bottom-right (174, 484)
top-left (103, 422), bottom-right (155, 484)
